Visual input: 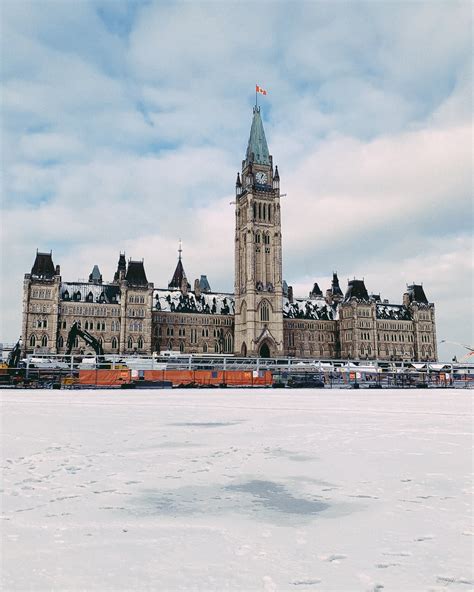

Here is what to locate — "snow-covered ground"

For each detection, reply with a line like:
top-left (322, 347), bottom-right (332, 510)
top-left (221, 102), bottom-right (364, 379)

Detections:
top-left (1, 389), bottom-right (472, 591)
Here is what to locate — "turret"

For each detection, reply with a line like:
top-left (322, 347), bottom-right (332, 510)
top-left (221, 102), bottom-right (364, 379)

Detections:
top-left (273, 165), bottom-right (280, 190)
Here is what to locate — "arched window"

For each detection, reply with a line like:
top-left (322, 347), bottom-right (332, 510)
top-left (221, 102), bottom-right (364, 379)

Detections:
top-left (260, 301), bottom-right (269, 322)
top-left (258, 202), bottom-right (262, 219)
top-left (253, 202), bottom-right (256, 219)
top-left (41, 335), bottom-right (48, 347)
top-left (179, 341), bottom-right (184, 353)
top-left (57, 335), bottom-right (64, 349)
top-left (111, 337), bottom-right (118, 350)
top-left (268, 204), bottom-right (272, 222)
top-left (30, 334), bottom-right (36, 347)
top-left (214, 341), bottom-right (220, 353)
top-left (263, 203), bottom-right (267, 220)
top-left (224, 332), bottom-right (233, 353)
top-left (203, 342), bottom-right (208, 353)
top-left (137, 336), bottom-right (143, 350)
top-left (127, 336), bottom-right (133, 349)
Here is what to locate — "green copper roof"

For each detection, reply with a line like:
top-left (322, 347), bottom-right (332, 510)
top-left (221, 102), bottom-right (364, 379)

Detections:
top-left (246, 107), bottom-right (270, 165)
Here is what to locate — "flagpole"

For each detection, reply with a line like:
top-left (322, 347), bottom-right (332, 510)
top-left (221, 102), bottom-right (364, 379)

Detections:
top-left (255, 85), bottom-right (258, 109)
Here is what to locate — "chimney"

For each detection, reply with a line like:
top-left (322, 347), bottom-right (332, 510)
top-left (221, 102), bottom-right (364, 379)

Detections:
top-left (181, 275), bottom-right (188, 296)
top-left (403, 293), bottom-right (410, 307)
top-left (194, 278), bottom-right (201, 298)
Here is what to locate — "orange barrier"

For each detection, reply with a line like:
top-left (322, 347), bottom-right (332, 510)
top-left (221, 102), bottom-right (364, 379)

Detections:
top-left (78, 368), bottom-right (272, 387)
top-left (79, 369), bottom-right (131, 386)
top-left (143, 369), bottom-right (272, 387)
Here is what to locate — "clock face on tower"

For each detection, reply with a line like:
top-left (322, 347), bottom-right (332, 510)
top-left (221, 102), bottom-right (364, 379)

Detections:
top-left (255, 171), bottom-right (267, 184)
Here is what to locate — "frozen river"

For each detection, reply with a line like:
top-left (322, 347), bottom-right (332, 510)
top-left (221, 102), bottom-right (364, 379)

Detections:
top-left (1, 389), bottom-right (472, 591)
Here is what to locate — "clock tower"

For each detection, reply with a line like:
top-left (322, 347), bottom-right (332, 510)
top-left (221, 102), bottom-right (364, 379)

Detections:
top-left (234, 106), bottom-right (284, 357)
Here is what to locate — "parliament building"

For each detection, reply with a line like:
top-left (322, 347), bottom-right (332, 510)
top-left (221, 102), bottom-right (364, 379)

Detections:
top-left (21, 107), bottom-right (438, 361)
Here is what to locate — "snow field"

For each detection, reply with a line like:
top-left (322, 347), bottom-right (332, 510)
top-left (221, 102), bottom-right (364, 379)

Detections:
top-left (1, 389), bottom-right (473, 591)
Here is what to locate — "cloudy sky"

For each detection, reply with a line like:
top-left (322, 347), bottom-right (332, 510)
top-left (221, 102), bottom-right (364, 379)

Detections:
top-left (1, 0), bottom-right (472, 360)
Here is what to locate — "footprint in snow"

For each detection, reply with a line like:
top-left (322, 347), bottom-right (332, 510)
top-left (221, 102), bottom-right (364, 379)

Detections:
top-left (291, 579), bottom-right (322, 586)
top-left (415, 535), bottom-right (434, 542)
top-left (319, 553), bottom-right (347, 563)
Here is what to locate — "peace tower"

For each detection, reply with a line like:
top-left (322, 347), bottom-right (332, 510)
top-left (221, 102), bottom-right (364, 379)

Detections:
top-left (233, 107), bottom-right (284, 357)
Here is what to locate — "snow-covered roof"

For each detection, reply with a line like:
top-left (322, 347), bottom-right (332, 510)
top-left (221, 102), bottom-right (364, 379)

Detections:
top-left (154, 289), bottom-right (234, 316)
top-left (376, 304), bottom-right (411, 321)
top-left (283, 297), bottom-right (338, 321)
top-left (60, 282), bottom-right (121, 304)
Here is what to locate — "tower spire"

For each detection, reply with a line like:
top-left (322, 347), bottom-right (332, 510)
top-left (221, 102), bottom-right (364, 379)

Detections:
top-left (178, 239), bottom-right (182, 261)
top-left (246, 107), bottom-right (270, 165)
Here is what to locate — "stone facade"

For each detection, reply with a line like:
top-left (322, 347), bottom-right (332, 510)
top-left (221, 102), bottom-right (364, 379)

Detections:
top-left (20, 108), bottom-right (438, 362)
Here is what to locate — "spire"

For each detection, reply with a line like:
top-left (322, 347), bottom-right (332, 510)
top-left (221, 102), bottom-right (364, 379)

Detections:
top-left (331, 272), bottom-right (343, 296)
top-left (246, 106), bottom-right (270, 165)
top-left (169, 242), bottom-right (190, 290)
top-left (274, 165), bottom-right (279, 179)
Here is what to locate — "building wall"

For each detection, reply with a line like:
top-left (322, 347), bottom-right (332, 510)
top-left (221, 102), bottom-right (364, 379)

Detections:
top-left (153, 312), bottom-right (234, 354)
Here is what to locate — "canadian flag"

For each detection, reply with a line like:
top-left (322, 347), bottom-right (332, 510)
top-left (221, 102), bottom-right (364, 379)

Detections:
top-left (256, 85), bottom-right (267, 95)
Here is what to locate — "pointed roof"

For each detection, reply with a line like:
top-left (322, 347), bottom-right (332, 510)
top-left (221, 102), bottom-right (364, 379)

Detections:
top-left (199, 275), bottom-right (211, 293)
top-left (407, 284), bottom-right (428, 304)
top-left (246, 107), bottom-right (270, 165)
top-left (331, 272), bottom-right (343, 296)
top-left (31, 251), bottom-right (55, 279)
top-left (168, 258), bottom-right (187, 290)
top-left (309, 282), bottom-right (323, 298)
top-left (125, 260), bottom-right (148, 286)
top-left (89, 265), bottom-right (102, 284)
top-left (344, 279), bottom-right (369, 302)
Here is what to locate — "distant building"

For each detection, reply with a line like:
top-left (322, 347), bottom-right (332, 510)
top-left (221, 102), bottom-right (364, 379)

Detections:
top-left (21, 107), bottom-right (437, 361)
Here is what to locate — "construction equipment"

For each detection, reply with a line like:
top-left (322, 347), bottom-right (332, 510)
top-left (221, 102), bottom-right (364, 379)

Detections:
top-left (65, 322), bottom-right (107, 366)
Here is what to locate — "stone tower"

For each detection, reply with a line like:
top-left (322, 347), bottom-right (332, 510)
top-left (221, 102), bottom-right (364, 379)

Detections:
top-left (234, 106), bottom-right (284, 357)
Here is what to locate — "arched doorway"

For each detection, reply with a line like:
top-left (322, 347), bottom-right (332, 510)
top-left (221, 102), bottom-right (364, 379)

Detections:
top-left (259, 342), bottom-right (270, 358)
top-left (241, 342), bottom-right (247, 357)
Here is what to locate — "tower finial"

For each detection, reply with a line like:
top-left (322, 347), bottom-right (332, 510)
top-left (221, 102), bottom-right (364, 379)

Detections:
top-left (178, 239), bottom-right (182, 261)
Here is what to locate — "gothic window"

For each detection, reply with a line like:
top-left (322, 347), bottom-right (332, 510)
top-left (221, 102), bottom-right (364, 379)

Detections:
top-left (57, 336), bottom-right (64, 349)
top-left (260, 301), bottom-right (270, 322)
top-left (224, 332), bottom-right (233, 353)
top-left (137, 337), bottom-right (144, 350)
top-left (168, 340), bottom-right (173, 350)
top-left (30, 334), bottom-right (36, 347)
top-left (256, 233), bottom-right (260, 243)
top-left (127, 337), bottom-right (133, 349)
top-left (179, 342), bottom-right (184, 353)
top-left (86, 292), bottom-right (93, 303)
top-left (112, 337), bottom-right (118, 350)
top-left (263, 203), bottom-right (267, 220)
top-left (268, 204), bottom-right (272, 222)
top-left (203, 342), bottom-right (208, 353)
top-left (41, 335), bottom-right (48, 347)
top-left (258, 203), bottom-right (262, 219)
top-left (253, 202), bottom-right (256, 219)
top-left (214, 341), bottom-right (220, 353)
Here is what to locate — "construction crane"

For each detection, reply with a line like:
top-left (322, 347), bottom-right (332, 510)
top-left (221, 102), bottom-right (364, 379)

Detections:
top-left (440, 340), bottom-right (474, 362)
top-left (65, 322), bottom-right (105, 363)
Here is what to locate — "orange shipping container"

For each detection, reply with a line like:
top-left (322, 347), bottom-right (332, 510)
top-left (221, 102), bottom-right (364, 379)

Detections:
top-left (79, 369), bottom-right (131, 386)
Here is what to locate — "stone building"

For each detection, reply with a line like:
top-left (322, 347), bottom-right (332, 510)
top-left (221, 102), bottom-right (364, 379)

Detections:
top-left (21, 106), bottom-right (438, 361)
